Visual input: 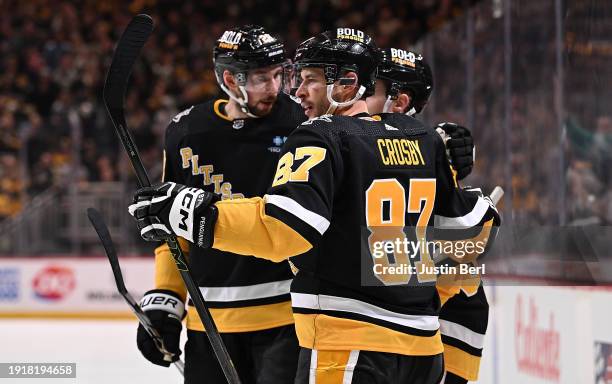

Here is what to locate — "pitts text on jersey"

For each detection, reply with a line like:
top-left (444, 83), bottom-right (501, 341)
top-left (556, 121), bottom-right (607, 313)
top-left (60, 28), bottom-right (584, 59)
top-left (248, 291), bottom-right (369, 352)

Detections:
top-left (158, 93), bottom-right (307, 333)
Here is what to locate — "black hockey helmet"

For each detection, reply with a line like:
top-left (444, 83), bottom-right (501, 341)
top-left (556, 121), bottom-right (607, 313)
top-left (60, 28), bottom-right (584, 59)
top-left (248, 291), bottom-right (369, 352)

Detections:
top-left (377, 48), bottom-right (433, 114)
top-left (213, 25), bottom-right (286, 81)
top-left (213, 25), bottom-right (286, 117)
top-left (292, 28), bottom-right (380, 98)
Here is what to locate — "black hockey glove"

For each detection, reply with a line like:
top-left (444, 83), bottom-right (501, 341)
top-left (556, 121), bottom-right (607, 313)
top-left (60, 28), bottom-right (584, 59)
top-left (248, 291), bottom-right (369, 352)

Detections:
top-left (137, 289), bottom-right (185, 367)
top-left (436, 122), bottom-right (475, 180)
top-left (128, 182), bottom-right (219, 247)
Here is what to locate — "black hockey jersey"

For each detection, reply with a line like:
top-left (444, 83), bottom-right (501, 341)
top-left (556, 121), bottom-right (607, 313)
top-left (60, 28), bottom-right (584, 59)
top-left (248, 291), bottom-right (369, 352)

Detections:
top-left (439, 279), bottom-right (488, 381)
top-left (212, 112), bottom-right (500, 354)
top-left (154, 94), bottom-right (307, 332)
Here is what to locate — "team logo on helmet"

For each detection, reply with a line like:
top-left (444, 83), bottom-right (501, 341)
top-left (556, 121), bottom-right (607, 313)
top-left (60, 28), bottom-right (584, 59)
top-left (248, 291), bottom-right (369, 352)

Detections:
top-left (390, 48), bottom-right (417, 68)
top-left (336, 28), bottom-right (365, 43)
top-left (218, 30), bottom-right (243, 50)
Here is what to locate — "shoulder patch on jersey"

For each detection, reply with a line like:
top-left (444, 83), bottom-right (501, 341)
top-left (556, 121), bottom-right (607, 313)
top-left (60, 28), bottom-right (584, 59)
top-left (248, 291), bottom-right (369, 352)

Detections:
top-left (172, 106), bottom-right (194, 123)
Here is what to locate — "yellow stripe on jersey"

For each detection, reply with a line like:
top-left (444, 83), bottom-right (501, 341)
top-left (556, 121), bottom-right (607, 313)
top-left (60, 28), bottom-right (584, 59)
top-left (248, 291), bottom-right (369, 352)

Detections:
top-left (437, 272), bottom-right (482, 304)
top-left (294, 313), bottom-right (443, 356)
top-left (437, 268), bottom-right (483, 305)
top-left (436, 284), bottom-right (462, 307)
top-left (186, 300), bottom-right (294, 333)
top-left (214, 197), bottom-right (313, 262)
top-left (313, 350), bottom-right (353, 384)
top-left (154, 238), bottom-right (190, 301)
top-left (443, 344), bottom-right (482, 381)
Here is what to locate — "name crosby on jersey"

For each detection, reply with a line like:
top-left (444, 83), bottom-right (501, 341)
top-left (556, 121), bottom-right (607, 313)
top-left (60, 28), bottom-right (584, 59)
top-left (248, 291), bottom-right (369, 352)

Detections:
top-left (179, 147), bottom-right (244, 200)
top-left (376, 138), bottom-right (426, 166)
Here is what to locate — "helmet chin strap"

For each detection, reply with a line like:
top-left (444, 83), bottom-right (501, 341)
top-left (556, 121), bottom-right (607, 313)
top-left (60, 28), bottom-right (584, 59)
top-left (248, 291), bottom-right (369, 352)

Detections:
top-left (325, 84), bottom-right (366, 115)
top-left (382, 95), bottom-right (393, 113)
top-left (217, 75), bottom-right (260, 118)
top-left (405, 107), bottom-right (417, 116)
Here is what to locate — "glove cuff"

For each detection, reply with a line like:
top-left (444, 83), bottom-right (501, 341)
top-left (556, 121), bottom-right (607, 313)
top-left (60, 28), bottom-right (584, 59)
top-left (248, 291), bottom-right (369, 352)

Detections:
top-left (195, 205), bottom-right (218, 249)
top-left (140, 289), bottom-right (185, 319)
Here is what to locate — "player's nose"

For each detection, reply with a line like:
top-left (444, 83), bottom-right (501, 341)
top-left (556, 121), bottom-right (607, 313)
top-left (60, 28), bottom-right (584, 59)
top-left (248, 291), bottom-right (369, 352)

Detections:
top-left (295, 82), bottom-right (307, 99)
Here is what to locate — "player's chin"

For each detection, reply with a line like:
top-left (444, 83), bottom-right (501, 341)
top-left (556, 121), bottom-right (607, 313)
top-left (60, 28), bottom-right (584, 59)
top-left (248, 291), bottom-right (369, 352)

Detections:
top-left (251, 101), bottom-right (275, 116)
top-left (302, 104), bottom-right (316, 119)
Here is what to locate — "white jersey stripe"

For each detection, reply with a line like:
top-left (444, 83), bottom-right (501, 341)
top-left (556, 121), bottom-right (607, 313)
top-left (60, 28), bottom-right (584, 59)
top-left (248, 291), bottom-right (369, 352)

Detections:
top-left (194, 279), bottom-right (292, 302)
top-left (439, 319), bottom-right (485, 349)
top-left (291, 293), bottom-right (439, 331)
top-left (342, 350), bottom-right (360, 384)
top-left (434, 195), bottom-right (490, 228)
top-left (309, 349), bottom-right (318, 384)
top-left (264, 194), bottom-right (330, 235)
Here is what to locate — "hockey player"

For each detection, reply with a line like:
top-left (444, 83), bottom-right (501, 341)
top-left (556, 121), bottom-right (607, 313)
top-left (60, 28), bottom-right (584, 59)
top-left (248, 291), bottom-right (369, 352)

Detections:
top-left (366, 48), bottom-right (489, 384)
top-left (134, 25), bottom-right (306, 383)
top-left (366, 48), bottom-right (474, 181)
top-left (130, 28), bottom-right (500, 384)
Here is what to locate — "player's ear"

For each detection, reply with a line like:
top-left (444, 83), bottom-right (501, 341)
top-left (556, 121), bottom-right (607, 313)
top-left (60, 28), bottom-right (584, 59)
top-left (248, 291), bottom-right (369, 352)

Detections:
top-left (338, 71), bottom-right (359, 99)
top-left (394, 92), bottom-right (411, 114)
top-left (223, 70), bottom-right (239, 91)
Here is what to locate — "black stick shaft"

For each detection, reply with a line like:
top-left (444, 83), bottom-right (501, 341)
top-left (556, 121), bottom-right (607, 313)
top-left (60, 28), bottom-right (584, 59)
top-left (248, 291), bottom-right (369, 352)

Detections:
top-left (86, 208), bottom-right (184, 375)
top-left (102, 14), bottom-right (240, 384)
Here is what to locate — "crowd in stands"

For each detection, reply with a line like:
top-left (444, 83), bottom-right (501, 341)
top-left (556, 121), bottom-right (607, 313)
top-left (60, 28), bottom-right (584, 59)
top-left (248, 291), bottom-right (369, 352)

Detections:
top-left (0, 0), bottom-right (610, 226)
top-left (0, 0), bottom-right (476, 221)
top-left (425, 0), bottom-right (612, 225)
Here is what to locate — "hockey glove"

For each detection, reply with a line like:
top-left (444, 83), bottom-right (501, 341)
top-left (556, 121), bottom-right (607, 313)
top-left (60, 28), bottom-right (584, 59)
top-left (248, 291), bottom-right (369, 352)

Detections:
top-left (137, 289), bottom-right (185, 367)
top-left (436, 122), bottom-right (475, 180)
top-left (128, 181), bottom-right (219, 247)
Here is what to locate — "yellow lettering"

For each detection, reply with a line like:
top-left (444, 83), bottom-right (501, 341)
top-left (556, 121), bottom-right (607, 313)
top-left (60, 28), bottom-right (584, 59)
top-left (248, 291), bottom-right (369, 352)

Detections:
top-left (200, 165), bottom-right (214, 185)
top-left (393, 140), bottom-right (405, 165)
top-left (377, 139), bottom-right (390, 165)
top-left (405, 142), bottom-right (417, 165)
top-left (191, 155), bottom-right (200, 175)
top-left (377, 139), bottom-right (426, 167)
top-left (180, 147), bottom-right (192, 169)
top-left (412, 140), bottom-right (425, 165)
top-left (220, 182), bottom-right (232, 200)
top-left (211, 174), bottom-right (224, 193)
top-left (384, 139), bottom-right (398, 165)
top-left (401, 141), bottom-right (412, 165)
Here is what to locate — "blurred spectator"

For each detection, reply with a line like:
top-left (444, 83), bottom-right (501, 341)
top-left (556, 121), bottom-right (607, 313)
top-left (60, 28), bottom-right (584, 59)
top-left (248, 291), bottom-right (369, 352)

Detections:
top-left (1, 0), bottom-right (609, 228)
top-left (0, 154), bottom-right (23, 220)
top-left (0, 0), bottom-right (476, 221)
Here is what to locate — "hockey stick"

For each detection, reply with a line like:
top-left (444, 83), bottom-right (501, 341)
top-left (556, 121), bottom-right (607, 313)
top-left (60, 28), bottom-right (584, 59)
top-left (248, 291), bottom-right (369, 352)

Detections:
top-left (102, 14), bottom-right (241, 384)
top-left (86, 208), bottom-right (184, 375)
top-left (489, 186), bottom-right (504, 205)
